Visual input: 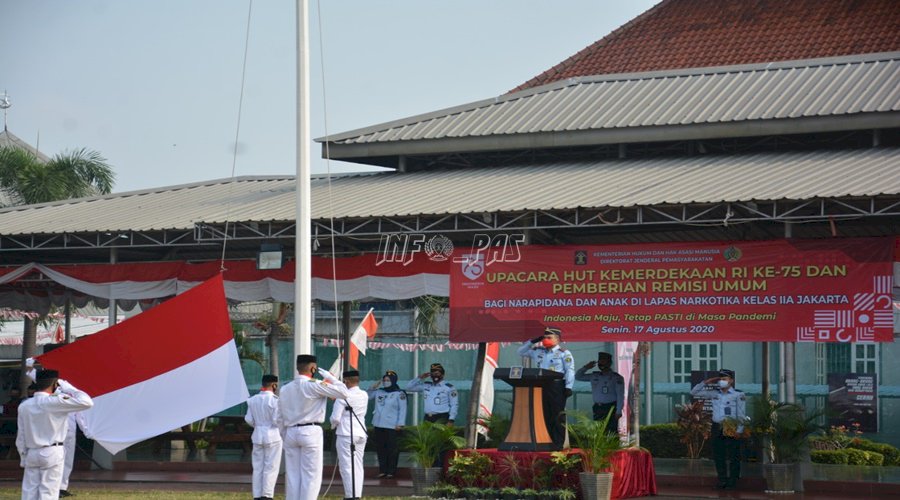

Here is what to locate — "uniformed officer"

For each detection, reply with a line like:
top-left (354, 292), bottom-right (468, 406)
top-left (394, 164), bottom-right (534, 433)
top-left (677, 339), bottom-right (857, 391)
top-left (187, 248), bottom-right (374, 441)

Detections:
top-left (277, 355), bottom-right (350, 500)
top-left (368, 370), bottom-right (406, 478)
top-left (516, 326), bottom-right (575, 449)
top-left (245, 374), bottom-right (282, 500)
top-left (16, 370), bottom-right (93, 500)
top-left (406, 363), bottom-right (458, 425)
top-left (691, 369), bottom-right (746, 490)
top-left (576, 351), bottom-right (625, 434)
top-left (330, 370), bottom-right (369, 500)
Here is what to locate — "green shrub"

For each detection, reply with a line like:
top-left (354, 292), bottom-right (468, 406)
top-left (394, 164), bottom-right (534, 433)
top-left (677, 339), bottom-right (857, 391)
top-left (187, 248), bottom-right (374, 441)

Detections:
top-left (848, 439), bottom-right (900, 466)
top-left (641, 423), bottom-right (706, 458)
top-left (811, 450), bottom-right (849, 464)
top-left (844, 447), bottom-right (884, 466)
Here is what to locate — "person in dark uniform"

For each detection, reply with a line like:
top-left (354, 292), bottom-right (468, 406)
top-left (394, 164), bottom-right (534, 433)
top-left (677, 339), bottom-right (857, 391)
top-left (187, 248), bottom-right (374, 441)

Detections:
top-left (576, 351), bottom-right (625, 434)
top-left (691, 369), bottom-right (746, 490)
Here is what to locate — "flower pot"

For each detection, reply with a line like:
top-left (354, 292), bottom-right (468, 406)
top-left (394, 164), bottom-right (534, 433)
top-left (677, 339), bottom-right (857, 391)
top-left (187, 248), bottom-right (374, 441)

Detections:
top-left (579, 471), bottom-right (613, 500)
top-left (412, 466), bottom-right (443, 496)
top-left (763, 463), bottom-right (795, 493)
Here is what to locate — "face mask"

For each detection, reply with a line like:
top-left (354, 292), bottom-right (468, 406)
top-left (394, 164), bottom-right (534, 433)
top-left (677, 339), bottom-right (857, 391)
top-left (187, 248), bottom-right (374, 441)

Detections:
top-left (718, 379), bottom-right (730, 388)
top-left (383, 380), bottom-right (392, 388)
top-left (542, 338), bottom-right (555, 348)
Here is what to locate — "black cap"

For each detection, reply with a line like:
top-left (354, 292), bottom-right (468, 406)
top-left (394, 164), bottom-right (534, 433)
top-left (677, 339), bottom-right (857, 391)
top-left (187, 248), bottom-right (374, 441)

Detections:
top-left (296, 354), bottom-right (317, 365)
top-left (430, 363), bottom-right (445, 374)
top-left (343, 370), bottom-right (360, 378)
top-left (36, 369), bottom-right (59, 381)
top-left (719, 369), bottom-right (735, 379)
top-left (598, 352), bottom-right (612, 361)
top-left (261, 374), bottom-right (278, 385)
top-left (544, 326), bottom-right (562, 337)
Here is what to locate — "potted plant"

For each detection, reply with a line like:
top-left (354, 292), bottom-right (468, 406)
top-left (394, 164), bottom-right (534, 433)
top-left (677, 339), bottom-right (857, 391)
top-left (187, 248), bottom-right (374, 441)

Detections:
top-left (566, 409), bottom-right (622, 500)
top-left (675, 400), bottom-right (711, 458)
top-left (401, 421), bottom-right (465, 495)
top-left (447, 450), bottom-right (494, 488)
top-left (750, 396), bottom-right (823, 493)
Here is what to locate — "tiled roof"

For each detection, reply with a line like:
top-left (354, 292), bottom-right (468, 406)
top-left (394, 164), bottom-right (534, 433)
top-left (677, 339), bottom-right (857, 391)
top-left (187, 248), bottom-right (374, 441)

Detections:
top-left (514, 0), bottom-right (900, 92)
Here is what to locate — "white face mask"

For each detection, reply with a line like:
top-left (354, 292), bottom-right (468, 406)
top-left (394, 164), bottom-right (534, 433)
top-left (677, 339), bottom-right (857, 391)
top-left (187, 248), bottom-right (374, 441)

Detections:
top-left (718, 379), bottom-right (730, 389)
top-left (383, 380), bottom-right (392, 387)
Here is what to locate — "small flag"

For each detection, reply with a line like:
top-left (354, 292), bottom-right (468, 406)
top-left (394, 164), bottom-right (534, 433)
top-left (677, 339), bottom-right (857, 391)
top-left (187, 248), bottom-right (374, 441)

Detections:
top-left (348, 308), bottom-right (378, 369)
top-left (476, 342), bottom-right (500, 436)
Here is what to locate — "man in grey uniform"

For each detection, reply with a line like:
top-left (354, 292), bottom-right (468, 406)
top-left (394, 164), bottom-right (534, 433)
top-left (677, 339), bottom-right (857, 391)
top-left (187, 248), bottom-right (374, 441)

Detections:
top-left (278, 355), bottom-right (350, 500)
top-left (406, 363), bottom-right (458, 425)
top-left (691, 369), bottom-right (746, 490)
top-left (576, 351), bottom-right (625, 434)
top-left (516, 326), bottom-right (575, 449)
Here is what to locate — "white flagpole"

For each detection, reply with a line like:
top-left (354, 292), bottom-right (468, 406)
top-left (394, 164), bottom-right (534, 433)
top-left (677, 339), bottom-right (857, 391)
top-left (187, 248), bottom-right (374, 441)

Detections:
top-left (294, 0), bottom-right (312, 357)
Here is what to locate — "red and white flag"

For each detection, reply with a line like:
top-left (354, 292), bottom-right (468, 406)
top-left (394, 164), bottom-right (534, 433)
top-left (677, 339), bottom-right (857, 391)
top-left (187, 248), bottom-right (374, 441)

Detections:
top-left (348, 308), bottom-right (378, 369)
top-left (36, 275), bottom-right (249, 454)
top-left (476, 342), bottom-right (500, 436)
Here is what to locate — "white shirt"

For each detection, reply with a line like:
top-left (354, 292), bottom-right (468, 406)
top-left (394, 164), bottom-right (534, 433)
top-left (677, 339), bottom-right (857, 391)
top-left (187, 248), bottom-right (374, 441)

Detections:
top-left (245, 390), bottom-right (282, 445)
top-left (277, 375), bottom-right (350, 427)
top-left (16, 384), bottom-right (93, 452)
top-left (330, 386), bottom-right (368, 437)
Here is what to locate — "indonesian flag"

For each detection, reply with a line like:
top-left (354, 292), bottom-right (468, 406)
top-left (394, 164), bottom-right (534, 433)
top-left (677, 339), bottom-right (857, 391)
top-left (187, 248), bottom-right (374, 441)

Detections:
top-left (348, 308), bottom-right (378, 369)
top-left (36, 275), bottom-right (249, 454)
top-left (476, 342), bottom-right (500, 436)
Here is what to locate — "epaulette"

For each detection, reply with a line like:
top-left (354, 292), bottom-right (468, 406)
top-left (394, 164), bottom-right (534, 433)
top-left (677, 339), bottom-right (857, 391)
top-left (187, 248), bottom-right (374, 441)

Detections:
top-left (445, 383), bottom-right (454, 387)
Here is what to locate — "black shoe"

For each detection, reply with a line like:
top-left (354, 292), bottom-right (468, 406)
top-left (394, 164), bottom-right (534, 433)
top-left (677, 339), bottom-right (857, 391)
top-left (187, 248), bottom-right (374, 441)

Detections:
top-left (385, 473), bottom-right (394, 479)
top-left (59, 491), bottom-right (74, 497)
top-left (377, 472), bottom-right (387, 478)
top-left (714, 482), bottom-right (727, 490)
top-left (723, 481), bottom-right (737, 490)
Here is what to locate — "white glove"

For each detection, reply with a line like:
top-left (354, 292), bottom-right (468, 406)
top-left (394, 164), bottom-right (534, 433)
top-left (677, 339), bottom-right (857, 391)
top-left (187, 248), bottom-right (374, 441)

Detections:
top-left (57, 379), bottom-right (76, 393)
top-left (25, 357), bottom-right (35, 368)
top-left (25, 369), bottom-right (36, 383)
top-left (317, 368), bottom-right (338, 383)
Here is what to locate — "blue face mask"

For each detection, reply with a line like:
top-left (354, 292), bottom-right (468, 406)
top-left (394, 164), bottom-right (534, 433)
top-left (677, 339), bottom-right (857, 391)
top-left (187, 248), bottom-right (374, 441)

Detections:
top-left (718, 379), bottom-right (730, 388)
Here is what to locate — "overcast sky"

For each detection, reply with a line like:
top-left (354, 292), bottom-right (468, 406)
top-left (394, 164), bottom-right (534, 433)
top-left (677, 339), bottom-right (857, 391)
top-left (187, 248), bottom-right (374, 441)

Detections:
top-left (2, 0), bottom-right (659, 193)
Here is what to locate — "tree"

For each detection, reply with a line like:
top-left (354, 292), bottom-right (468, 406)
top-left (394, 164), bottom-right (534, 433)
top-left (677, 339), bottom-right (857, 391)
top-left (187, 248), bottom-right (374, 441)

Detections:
top-left (0, 144), bottom-right (115, 392)
top-left (0, 146), bottom-right (115, 207)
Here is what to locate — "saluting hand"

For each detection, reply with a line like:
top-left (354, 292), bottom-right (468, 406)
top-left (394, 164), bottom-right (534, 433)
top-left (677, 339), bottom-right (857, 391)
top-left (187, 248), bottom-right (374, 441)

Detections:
top-left (583, 361), bottom-right (597, 369)
top-left (419, 372), bottom-right (430, 379)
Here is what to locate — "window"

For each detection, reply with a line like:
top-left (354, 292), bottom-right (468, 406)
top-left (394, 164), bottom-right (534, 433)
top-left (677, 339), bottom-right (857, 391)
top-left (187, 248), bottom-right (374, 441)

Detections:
top-left (852, 343), bottom-right (878, 375)
top-left (672, 342), bottom-right (720, 383)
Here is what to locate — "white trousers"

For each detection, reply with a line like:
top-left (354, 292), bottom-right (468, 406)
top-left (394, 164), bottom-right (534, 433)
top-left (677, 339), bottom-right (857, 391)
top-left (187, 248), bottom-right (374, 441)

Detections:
top-left (283, 425), bottom-right (323, 500)
top-left (336, 434), bottom-right (367, 499)
top-left (251, 440), bottom-right (283, 498)
top-left (21, 446), bottom-right (65, 500)
top-left (59, 429), bottom-right (76, 490)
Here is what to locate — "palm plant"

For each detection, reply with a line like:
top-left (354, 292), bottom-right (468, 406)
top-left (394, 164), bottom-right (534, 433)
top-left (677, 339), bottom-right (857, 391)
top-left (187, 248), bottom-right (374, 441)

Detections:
top-left (401, 421), bottom-right (465, 468)
top-left (0, 146), bottom-right (115, 206)
top-left (566, 410), bottom-right (622, 473)
top-left (750, 396), bottom-right (823, 463)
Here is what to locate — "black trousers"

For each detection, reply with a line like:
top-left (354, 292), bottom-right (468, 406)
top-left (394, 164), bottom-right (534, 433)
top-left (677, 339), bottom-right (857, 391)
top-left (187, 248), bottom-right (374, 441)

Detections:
top-left (424, 412), bottom-right (450, 424)
top-left (543, 379), bottom-right (568, 449)
top-left (592, 402), bottom-right (618, 434)
top-left (711, 423), bottom-right (741, 486)
top-left (373, 427), bottom-right (399, 475)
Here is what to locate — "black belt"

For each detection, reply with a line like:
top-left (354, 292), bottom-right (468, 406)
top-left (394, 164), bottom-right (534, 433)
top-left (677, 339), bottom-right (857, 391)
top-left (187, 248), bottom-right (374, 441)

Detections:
top-left (293, 422), bottom-right (321, 427)
top-left (426, 412), bottom-right (449, 417)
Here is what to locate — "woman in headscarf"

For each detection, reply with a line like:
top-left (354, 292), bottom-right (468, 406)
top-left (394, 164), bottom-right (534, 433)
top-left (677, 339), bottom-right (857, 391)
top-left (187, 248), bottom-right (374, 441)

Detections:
top-left (368, 370), bottom-right (407, 478)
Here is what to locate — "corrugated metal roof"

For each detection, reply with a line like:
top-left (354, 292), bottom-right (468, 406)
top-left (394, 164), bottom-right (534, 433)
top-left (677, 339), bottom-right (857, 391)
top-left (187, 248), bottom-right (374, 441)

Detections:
top-left (324, 53), bottom-right (900, 147)
top-left (0, 148), bottom-right (897, 236)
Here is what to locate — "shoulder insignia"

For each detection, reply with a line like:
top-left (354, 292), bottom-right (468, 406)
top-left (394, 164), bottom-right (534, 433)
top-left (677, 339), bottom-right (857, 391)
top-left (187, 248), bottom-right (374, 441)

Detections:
top-left (450, 390), bottom-right (458, 397)
top-left (739, 393), bottom-right (746, 400)
top-left (559, 347), bottom-right (568, 352)
top-left (399, 393), bottom-right (406, 400)
top-left (564, 356), bottom-right (573, 363)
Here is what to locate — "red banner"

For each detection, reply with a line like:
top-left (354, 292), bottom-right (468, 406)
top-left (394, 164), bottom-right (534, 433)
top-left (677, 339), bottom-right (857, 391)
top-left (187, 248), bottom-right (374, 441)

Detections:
top-left (449, 237), bottom-right (894, 343)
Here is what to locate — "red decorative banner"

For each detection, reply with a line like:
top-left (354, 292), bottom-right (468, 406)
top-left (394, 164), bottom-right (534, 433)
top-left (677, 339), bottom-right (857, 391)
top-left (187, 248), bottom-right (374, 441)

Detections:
top-left (449, 237), bottom-right (894, 343)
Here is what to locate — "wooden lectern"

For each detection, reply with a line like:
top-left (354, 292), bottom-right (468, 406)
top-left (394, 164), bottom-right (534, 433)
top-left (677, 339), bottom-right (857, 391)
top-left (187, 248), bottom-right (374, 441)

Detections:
top-left (494, 367), bottom-right (564, 451)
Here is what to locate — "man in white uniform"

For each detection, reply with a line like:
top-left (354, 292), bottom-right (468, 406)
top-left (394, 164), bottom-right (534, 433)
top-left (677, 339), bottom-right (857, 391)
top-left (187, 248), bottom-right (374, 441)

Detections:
top-left (245, 374), bottom-right (282, 500)
top-left (277, 354), bottom-right (350, 500)
top-left (16, 370), bottom-right (93, 500)
top-left (330, 370), bottom-right (369, 500)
